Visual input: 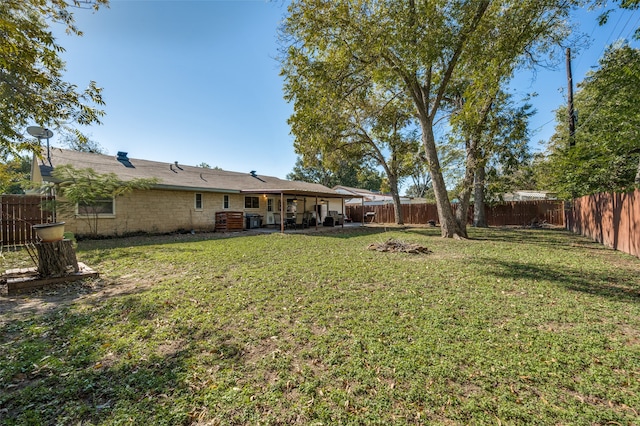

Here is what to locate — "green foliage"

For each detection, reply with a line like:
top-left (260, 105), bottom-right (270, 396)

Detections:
top-left (280, 0), bottom-right (577, 237)
top-left (287, 156), bottom-right (383, 191)
top-left (60, 132), bottom-right (105, 154)
top-left (482, 98), bottom-right (536, 202)
top-left (0, 0), bottom-right (108, 157)
top-left (541, 43), bottom-right (640, 198)
top-left (1, 227), bottom-right (639, 424)
top-left (0, 155), bottom-right (31, 194)
top-left (594, 0), bottom-right (640, 39)
top-left (47, 165), bottom-right (157, 236)
top-left (281, 10), bottom-right (419, 220)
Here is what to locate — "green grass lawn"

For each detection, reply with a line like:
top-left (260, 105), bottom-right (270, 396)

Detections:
top-left (1, 227), bottom-right (639, 425)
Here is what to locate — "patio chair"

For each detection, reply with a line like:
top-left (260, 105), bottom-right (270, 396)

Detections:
top-left (285, 214), bottom-right (296, 229)
top-left (295, 213), bottom-right (304, 229)
top-left (303, 211), bottom-right (312, 228)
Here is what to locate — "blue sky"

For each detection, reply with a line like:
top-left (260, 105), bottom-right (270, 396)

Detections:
top-left (51, 1), bottom-right (640, 180)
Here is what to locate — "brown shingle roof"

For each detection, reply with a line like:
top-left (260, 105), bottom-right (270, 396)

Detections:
top-left (39, 148), bottom-right (346, 197)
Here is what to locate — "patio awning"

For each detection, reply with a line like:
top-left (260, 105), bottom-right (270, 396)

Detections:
top-left (240, 188), bottom-right (362, 200)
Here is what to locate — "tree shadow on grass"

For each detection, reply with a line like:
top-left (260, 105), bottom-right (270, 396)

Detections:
top-left (77, 226), bottom-right (387, 251)
top-left (407, 226), bottom-right (616, 254)
top-left (0, 291), bottom-right (246, 424)
top-left (470, 256), bottom-right (640, 304)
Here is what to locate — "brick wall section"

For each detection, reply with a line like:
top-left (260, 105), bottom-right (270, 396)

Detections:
top-left (60, 189), bottom-right (269, 236)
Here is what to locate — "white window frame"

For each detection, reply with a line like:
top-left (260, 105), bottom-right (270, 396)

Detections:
top-left (195, 193), bottom-right (203, 210)
top-left (244, 196), bottom-right (259, 209)
top-left (76, 198), bottom-right (116, 218)
top-left (223, 194), bottom-right (230, 209)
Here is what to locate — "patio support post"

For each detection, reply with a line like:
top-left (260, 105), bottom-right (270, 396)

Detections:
top-left (280, 192), bottom-right (284, 233)
top-left (361, 195), bottom-right (364, 226)
top-left (315, 196), bottom-right (318, 230)
top-left (341, 198), bottom-right (344, 228)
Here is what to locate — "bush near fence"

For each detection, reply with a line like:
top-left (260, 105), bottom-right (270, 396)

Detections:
top-left (346, 200), bottom-right (565, 227)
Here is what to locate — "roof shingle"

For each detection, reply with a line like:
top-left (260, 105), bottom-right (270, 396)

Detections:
top-left (39, 148), bottom-right (344, 197)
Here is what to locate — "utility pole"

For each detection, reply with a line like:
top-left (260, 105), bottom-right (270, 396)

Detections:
top-left (566, 48), bottom-right (576, 147)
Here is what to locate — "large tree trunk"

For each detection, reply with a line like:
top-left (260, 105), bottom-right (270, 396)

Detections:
top-left (387, 174), bottom-right (404, 225)
top-left (391, 192), bottom-right (404, 225)
top-left (454, 137), bottom-right (478, 238)
top-left (635, 155), bottom-right (640, 185)
top-left (473, 163), bottom-right (487, 227)
top-left (421, 125), bottom-right (465, 238)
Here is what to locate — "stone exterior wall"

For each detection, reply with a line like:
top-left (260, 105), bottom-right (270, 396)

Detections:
top-left (60, 189), bottom-right (270, 237)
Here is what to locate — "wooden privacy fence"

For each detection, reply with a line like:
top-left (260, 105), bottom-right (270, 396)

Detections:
top-left (1, 195), bottom-right (55, 247)
top-left (346, 200), bottom-right (565, 227)
top-left (567, 189), bottom-right (640, 259)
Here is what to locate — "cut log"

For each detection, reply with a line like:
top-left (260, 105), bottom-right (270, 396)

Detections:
top-left (35, 239), bottom-right (79, 278)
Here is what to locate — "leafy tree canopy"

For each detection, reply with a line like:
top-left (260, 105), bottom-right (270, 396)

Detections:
top-left (0, 155), bottom-right (31, 194)
top-left (0, 0), bottom-right (108, 158)
top-left (287, 156), bottom-right (383, 191)
top-left (281, 0), bottom-right (577, 236)
top-left (60, 132), bottom-right (105, 154)
top-left (541, 42), bottom-right (640, 197)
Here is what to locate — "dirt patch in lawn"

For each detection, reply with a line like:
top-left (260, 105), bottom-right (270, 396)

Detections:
top-left (0, 275), bottom-right (154, 326)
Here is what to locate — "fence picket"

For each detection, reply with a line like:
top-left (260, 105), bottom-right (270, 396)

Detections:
top-left (346, 201), bottom-right (565, 227)
top-left (1, 195), bottom-right (54, 247)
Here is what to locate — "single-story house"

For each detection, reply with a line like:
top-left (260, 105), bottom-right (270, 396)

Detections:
top-left (500, 190), bottom-right (558, 202)
top-left (333, 185), bottom-right (424, 206)
top-left (31, 148), bottom-right (355, 236)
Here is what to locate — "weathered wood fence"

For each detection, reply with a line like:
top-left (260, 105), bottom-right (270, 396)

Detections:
top-left (346, 200), bottom-right (565, 227)
top-left (1, 195), bottom-right (55, 247)
top-left (567, 189), bottom-right (640, 259)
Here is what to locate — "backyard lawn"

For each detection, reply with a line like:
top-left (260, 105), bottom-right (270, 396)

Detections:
top-left (1, 227), bottom-right (639, 425)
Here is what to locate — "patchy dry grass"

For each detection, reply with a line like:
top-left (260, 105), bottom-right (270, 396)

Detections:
top-left (1, 227), bottom-right (639, 425)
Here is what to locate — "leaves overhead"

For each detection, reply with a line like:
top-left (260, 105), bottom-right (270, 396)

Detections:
top-left (0, 0), bottom-right (108, 157)
top-left (280, 0), bottom-right (577, 236)
top-left (541, 42), bottom-right (640, 197)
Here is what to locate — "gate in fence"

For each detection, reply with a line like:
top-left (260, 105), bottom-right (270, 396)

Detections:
top-left (1, 195), bottom-right (55, 248)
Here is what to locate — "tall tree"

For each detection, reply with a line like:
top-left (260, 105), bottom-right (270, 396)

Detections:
top-left (282, 28), bottom-right (419, 224)
top-left (468, 95), bottom-right (534, 226)
top-left (281, 0), bottom-right (575, 237)
top-left (542, 42), bottom-right (640, 197)
top-left (0, 0), bottom-right (108, 157)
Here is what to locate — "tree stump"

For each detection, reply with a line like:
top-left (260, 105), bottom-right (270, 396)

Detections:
top-left (35, 240), bottom-right (79, 278)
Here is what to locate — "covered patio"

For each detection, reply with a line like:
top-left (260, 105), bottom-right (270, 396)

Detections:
top-left (240, 188), bottom-right (362, 233)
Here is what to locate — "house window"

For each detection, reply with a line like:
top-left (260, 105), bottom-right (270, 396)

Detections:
top-left (244, 196), bottom-right (259, 209)
top-left (77, 199), bottom-right (115, 216)
top-left (223, 195), bottom-right (229, 209)
top-left (195, 193), bottom-right (203, 210)
top-left (267, 198), bottom-right (274, 212)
